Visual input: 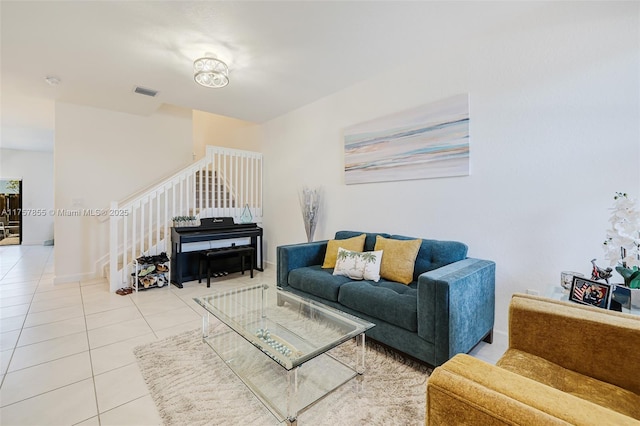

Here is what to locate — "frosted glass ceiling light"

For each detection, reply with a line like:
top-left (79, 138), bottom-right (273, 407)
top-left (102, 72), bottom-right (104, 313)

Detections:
top-left (193, 53), bottom-right (229, 88)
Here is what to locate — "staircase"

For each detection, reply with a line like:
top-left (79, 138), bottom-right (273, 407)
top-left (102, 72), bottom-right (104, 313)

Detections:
top-left (108, 146), bottom-right (263, 292)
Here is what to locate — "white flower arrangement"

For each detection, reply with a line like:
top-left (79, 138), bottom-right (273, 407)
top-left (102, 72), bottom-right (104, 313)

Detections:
top-left (603, 192), bottom-right (640, 268)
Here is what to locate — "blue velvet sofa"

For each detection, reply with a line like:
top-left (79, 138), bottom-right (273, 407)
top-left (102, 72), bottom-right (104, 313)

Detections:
top-left (277, 231), bottom-right (496, 366)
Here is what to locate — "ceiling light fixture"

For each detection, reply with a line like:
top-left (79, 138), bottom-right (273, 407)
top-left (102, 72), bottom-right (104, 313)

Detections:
top-left (193, 53), bottom-right (229, 88)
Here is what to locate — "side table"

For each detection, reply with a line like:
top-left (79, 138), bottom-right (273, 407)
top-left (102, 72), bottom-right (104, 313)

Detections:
top-left (545, 286), bottom-right (639, 316)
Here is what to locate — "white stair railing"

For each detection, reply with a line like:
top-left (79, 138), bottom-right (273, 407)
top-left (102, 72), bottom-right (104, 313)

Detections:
top-left (108, 146), bottom-right (263, 292)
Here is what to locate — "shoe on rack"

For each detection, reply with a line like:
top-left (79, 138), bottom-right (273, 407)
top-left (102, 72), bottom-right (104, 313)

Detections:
top-left (138, 265), bottom-right (156, 277)
top-left (141, 276), bottom-right (157, 288)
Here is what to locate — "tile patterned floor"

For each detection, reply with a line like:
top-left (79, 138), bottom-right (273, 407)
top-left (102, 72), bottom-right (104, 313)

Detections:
top-left (0, 245), bottom-right (505, 425)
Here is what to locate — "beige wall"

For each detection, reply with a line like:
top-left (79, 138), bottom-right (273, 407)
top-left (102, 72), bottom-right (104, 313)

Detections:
top-left (261, 2), bottom-right (639, 336)
top-left (193, 110), bottom-right (260, 160)
top-left (51, 105), bottom-right (261, 283)
top-left (0, 149), bottom-right (54, 245)
top-left (54, 102), bottom-right (193, 283)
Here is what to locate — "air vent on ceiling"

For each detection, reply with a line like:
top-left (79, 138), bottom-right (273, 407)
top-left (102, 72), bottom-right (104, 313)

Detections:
top-left (133, 86), bottom-right (159, 97)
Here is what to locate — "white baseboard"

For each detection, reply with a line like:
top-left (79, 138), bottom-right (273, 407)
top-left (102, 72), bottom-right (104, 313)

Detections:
top-left (21, 240), bottom-right (45, 246)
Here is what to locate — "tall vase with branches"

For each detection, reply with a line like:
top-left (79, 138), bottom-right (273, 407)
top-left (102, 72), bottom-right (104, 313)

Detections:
top-left (299, 186), bottom-right (322, 243)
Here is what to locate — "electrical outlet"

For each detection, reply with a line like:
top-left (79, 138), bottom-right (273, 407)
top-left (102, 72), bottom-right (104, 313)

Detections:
top-left (526, 289), bottom-right (540, 296)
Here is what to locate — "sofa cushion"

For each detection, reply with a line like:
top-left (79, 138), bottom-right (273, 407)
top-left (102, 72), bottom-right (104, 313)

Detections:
top-left (335, 231), bottom-right (391, 251)
top-left (288, 266), bottom-right (353, 302)
top-left (497, 348), bottom-right (640, 420)
top-left (321, 233), bottom-right (366, 268)
top-left (338, 280), bottom-right (418, 331)
top-left (374, 236), bottom-right (422, 284)
top-left (333, 248), bottom-right (383, 281)
top-left (391, 235), bottom-right (468, 281)
top-left (428, 354), bottom-right (636, 426)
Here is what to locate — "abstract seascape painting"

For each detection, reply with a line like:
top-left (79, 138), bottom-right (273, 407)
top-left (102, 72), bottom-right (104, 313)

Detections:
top-left (344, 94), bottom-right (469, 185)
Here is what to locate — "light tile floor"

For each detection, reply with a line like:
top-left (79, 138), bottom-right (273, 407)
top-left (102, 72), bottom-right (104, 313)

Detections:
top-left (0, 245), bottom-right (505, 425)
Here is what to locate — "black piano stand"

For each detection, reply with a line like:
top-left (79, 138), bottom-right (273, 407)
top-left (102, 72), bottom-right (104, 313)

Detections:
top-left (198, 246), bottom-right (255, 288)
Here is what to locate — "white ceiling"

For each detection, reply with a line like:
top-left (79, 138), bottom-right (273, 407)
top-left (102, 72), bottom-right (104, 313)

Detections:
top-left (1, 1), bottom-right (538, 152)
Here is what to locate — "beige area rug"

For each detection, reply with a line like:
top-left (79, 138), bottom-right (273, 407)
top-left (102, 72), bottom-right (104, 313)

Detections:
top-left (134, 327), bottom-right (431, 425)
top-left (0, 236), bottom-right (20, 246)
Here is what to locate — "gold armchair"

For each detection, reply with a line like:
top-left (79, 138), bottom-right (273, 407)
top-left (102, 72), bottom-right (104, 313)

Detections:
top-left (426, 293), bottom-right (640, 425)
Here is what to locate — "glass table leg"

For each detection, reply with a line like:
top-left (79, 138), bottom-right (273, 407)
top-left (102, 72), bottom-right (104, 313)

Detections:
top-left (286, 367), bottom-right (299, 425)
top-left (202, 312), bottom-right (209, 340)
top-left (355, 333), bottom-right (366, 374)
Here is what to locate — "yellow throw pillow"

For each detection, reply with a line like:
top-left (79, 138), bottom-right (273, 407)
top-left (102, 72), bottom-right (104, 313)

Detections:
top-left (322, 234), bottom-right (366, 268)
top-left (374, 235), bottom-right (422, 284)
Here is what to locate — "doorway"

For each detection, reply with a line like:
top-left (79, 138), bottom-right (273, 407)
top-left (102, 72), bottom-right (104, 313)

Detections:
top-left (0, 179), bottom-right (22, 245)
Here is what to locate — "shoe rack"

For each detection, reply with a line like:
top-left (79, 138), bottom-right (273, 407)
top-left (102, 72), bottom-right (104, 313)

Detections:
top-left (132, 252), bottom-right (170, 292)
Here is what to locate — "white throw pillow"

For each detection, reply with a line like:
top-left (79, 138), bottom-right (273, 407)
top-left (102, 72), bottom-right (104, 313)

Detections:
top-left (333, 247), bottom-right (383, 282)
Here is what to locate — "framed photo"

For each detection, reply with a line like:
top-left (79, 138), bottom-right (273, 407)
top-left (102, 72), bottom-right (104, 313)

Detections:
top-left (569, 277), bottom-right (611, 309)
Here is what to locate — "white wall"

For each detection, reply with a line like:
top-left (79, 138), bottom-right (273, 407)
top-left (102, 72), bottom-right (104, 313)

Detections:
top-left (54, 102), bottom-right (192, 283)
top-left (193, 110), bottom-right (261, 160)
top-left (0, 149), bottom-right (54, 245)
top-left (261, 2), bottom-right (640, 334)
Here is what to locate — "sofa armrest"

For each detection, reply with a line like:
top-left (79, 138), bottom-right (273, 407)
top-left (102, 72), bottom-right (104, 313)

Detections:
top-left (508, 293), bottom-right (640, 394)
top-left (277, 241), bottom-right (328, 288)
top-left (417, 258), bottom-right (495, 366)
top-left (426, 354), bottom-right (637, 426)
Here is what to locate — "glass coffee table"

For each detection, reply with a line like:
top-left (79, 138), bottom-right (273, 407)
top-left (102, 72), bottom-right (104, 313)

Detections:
top-left (194, 284), bottom-right (375, 425)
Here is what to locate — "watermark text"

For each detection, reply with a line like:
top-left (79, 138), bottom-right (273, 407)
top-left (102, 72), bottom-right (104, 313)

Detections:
top-left (1, 208), bottom-right (130, 217)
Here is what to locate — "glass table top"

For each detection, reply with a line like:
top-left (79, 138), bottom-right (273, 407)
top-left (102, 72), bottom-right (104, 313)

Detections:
top-left (194, 284), bottom-right (375, 370)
